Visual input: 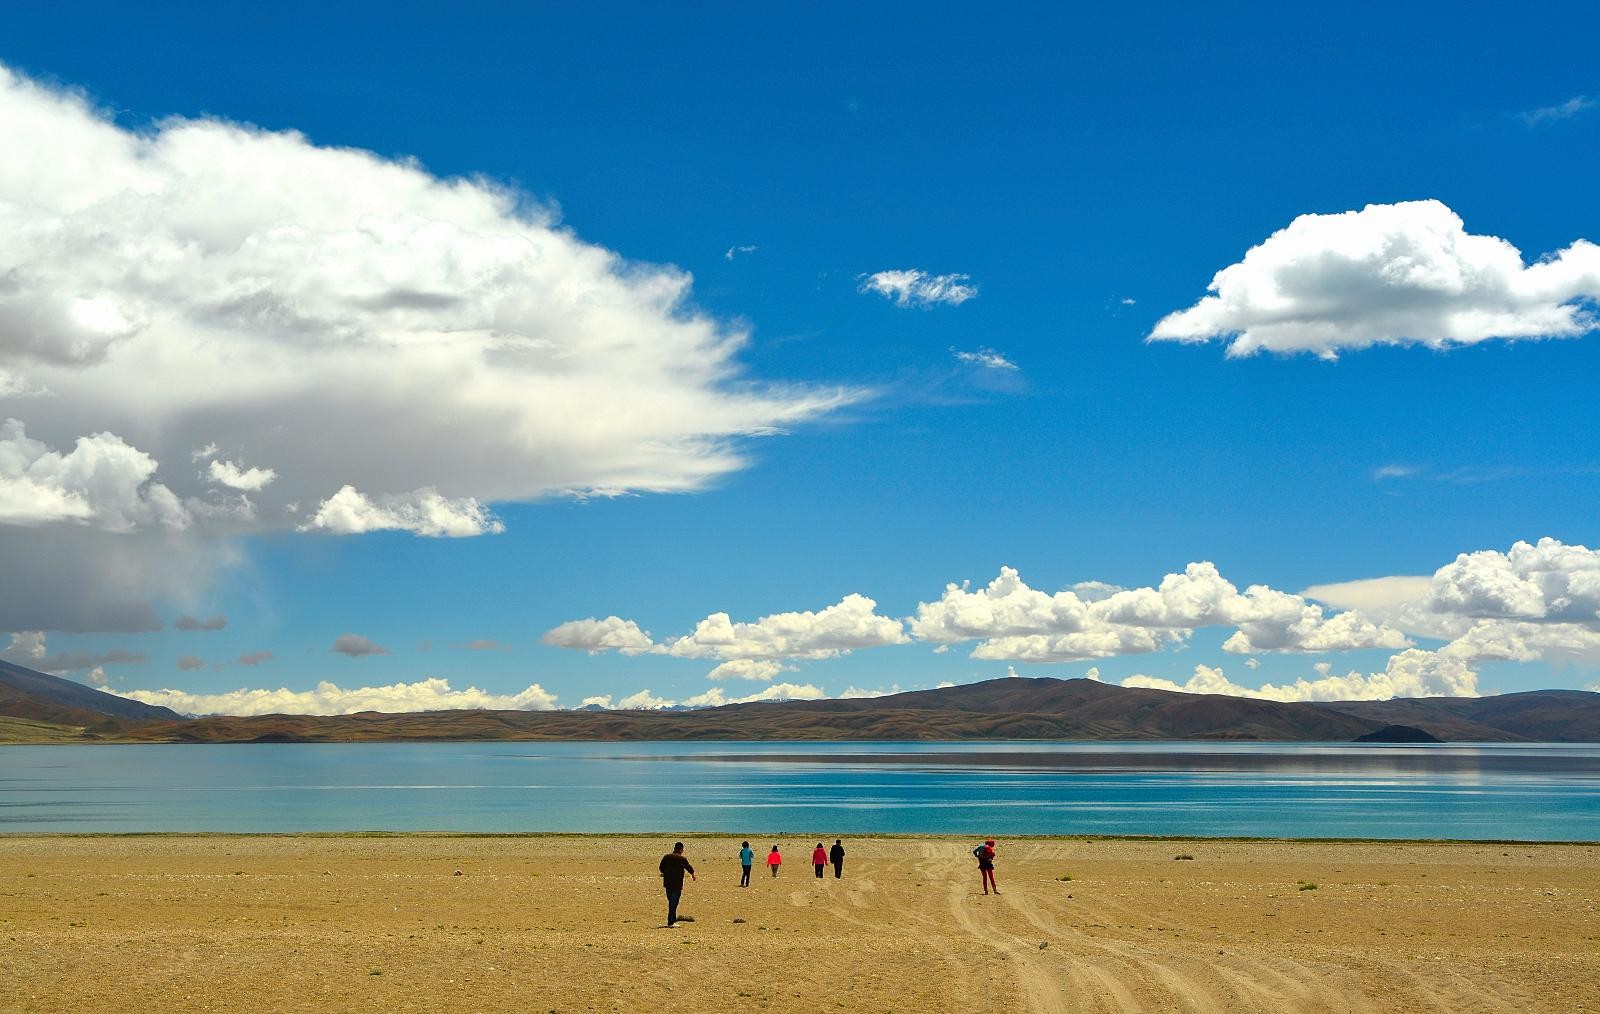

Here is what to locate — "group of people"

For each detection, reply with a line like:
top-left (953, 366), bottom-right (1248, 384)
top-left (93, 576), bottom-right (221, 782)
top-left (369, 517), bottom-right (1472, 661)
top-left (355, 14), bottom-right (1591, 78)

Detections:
top-left (657, 837), bottom-right (999, 927)
top-left (735, 839), bottom-right (847, 884)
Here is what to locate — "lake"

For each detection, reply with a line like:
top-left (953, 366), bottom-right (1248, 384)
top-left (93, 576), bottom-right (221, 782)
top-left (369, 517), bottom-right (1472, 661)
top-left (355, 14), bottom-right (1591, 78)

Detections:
top-left (3, 740), bottom-right (1598, 840)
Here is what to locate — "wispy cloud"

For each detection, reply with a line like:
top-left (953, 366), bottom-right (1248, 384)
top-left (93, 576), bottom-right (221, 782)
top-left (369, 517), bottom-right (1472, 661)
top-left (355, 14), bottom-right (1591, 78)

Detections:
top-left (724, 244), bottom-right (758, 261)
top-left (952, 347), bottom-right (1019, 371)
top-left (860, 269), bottom-right (977, 308)
top-left (236, 650), bottom-right (274, 666)
top-left (1521, 95), bottom-right (1593, 126)
top-left (1373, 462), bottom-right (1596, 485)
top-left (1372, 464), bottom-right (1419, 480)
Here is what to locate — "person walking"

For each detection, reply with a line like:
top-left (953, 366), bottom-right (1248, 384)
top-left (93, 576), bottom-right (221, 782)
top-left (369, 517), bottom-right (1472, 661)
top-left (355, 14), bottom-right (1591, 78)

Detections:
top-left (812, 842), bottom-right (827, 879)
top-left (829, 839), bottom-right (845, 879)
top-left (766, 845), bottom-right (782, 878)
top-left (739, 840), bottom-right (754, 888)
top-left (975, 838), bottom-right (999, 895)
top-left (659, 841), bottom-right (696, 927)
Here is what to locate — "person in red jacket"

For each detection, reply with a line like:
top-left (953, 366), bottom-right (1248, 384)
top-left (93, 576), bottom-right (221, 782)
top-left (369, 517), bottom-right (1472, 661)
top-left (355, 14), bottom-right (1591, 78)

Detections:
top-left (766, 845), bottom-right (782, 878)
top-left (975, 838), bottom-right (998, 895)
top-left (812, 842), bottom-right (827, 879)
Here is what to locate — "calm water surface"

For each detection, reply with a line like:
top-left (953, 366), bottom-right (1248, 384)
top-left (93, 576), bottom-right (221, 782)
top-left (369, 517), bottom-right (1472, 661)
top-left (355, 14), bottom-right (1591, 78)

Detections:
top-left (2, 741), bottom-right (1597, 839)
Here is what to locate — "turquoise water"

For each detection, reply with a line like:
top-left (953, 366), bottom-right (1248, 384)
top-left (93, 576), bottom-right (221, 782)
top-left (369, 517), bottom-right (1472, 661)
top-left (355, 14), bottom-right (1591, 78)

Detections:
top-left (2, 741), bottom-right (1597, 840)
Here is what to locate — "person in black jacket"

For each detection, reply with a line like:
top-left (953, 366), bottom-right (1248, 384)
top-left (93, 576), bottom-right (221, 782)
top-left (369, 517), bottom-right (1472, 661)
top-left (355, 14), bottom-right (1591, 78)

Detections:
top-left (829, 839), bottom-right (846, 879)
top-left (659, 842), bottom-right (696, 927)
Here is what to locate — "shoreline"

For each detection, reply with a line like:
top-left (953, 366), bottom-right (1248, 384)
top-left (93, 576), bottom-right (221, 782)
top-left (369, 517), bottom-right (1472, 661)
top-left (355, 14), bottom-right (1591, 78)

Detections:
top-left (5, 830), bottom-right (1600, 845)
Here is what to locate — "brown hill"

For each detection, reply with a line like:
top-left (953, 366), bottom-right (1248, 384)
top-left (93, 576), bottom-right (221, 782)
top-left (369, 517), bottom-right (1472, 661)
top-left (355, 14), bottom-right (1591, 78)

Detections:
top-left (1318, 690), bottom-right (1600, 742)
top-left (0, 682), bottom-right (129, 738)
top-left (9, 676), bottom-right (1596, 745)
top-left (109, 677), bottom-right (1381, 743)
top-left (0, 659), bottom-right (180, 722)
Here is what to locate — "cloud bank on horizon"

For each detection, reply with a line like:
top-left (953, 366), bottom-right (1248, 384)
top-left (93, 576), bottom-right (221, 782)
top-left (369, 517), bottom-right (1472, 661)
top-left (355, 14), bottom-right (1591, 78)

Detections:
top-left (62, 536), bottom-right (1599, 715)
top-left (543, 538), bottom-right (1600, 706)
top-left (0, 62), bottom-right (856, 633)
top-left (1149, 200), bottom-right (1600, 358)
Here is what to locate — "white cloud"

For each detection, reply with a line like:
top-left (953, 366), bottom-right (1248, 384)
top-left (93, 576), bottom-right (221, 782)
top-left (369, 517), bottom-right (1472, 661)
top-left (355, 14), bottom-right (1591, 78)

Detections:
top-left (84, 665), bottom-right (109, 687)
top-left (706, 658), bottom-right (787, 681)
top-left (836, 684), bottom-right (903, 699)
top-left (208, 459), bottom-right (276, 491)
top-left (859, 269), bottom-right (977, 308)
top-left (1521, 95), bottom-right (1593, 126)
top-left (972, 626), bottom-right (1176, 662)
top-left (682, 682), bottom-right (827, 707)
top-left (1303, 576), bottom-right (1434, 613)
top-left (912, 563), bottom-right (1405, 661)
top-left (1222, 604), bottom-right (1412, 654)
top-left (1149, 200), bottom-right (1600, 358)
top-left (952, 347), bottom-right (1019, 371)
top-left (579, 695), bottom-right (613, 709)
top-left (175, 613), bottom-right (227, 631)
top-left (0, 62), bottom-right (854, 630)
top-left (1424, 538), bottom-right (1600, 622)
top-left (302, 485), bottom-right (503, 538)
top-left (911, 567), bottom-right (1093, 642)
top-left (616, 689), bottom-right (677, 711)
top-left (1298, 540), bottom-right (1600, 666)
top-left (1122, 648), bottom-right (1478, 702)
top-left (663, 593), bottom-right (908, 661)
top-left (0, 419), bottom-right (188, 530)
top-left (114, 676), bottom-right (558, 716)
top-left (541, 616), bottom-right (655, 656)
top-left (330, 633), bottom-right (390, 657)
top-left (1439, 620), bottom-right (1600, 664)
top-left (724, 245), bottom-right (758, 260)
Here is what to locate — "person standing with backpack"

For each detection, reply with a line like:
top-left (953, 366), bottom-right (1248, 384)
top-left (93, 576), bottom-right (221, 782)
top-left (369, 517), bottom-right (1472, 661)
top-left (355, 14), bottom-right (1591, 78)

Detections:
top-left (974, 838), bottom-right (998, 895)
top-left (739, 840), bottom-right (754, 887)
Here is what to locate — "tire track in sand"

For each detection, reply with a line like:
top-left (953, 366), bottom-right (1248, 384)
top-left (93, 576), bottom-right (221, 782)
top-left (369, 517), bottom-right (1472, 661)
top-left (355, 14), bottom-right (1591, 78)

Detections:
top-left (928, 842), bottom-right (1372, 1013)
top-left (927, 843), bottom-right (1135, 1013)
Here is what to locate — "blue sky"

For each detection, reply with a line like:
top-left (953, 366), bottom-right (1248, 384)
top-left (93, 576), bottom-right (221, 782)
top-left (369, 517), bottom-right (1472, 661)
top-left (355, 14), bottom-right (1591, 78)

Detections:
top-left (1, 3), bottom-right (1597, 713)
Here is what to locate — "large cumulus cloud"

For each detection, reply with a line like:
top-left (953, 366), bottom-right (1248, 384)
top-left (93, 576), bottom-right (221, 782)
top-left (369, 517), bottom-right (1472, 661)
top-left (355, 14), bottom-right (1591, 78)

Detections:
top-left (1150, 200), bottom-right (1600, 358)
top-left (0, 63), bottom-right (854, 631)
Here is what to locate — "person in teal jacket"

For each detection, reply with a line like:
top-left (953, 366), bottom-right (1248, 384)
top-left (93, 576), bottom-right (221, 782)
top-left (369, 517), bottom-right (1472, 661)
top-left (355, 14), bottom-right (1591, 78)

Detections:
top-left (739, 840), bottom-right (754, 887)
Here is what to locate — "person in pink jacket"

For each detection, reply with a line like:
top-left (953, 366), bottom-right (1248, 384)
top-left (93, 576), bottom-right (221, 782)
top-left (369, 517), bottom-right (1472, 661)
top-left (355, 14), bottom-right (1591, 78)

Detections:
top-left (812, 842), bottom-right (827, 879)
top-left (766, 845), bottom-right (782, 878)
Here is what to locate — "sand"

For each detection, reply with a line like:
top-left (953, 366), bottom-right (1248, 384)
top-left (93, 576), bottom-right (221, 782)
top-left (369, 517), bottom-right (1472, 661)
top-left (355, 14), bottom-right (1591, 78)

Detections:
top-left (2, 835), bottom-right (1597, 1013)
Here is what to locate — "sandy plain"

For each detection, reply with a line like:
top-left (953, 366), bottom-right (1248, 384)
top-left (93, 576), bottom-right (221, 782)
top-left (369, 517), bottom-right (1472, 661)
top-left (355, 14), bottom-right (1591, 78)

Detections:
top-left (2, 834), bottom-right (1597, 1013)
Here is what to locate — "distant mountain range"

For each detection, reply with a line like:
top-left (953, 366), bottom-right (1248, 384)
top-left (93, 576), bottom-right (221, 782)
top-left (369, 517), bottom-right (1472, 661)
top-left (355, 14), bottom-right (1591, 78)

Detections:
top-left (1, 663), bottom-right (1597, 743)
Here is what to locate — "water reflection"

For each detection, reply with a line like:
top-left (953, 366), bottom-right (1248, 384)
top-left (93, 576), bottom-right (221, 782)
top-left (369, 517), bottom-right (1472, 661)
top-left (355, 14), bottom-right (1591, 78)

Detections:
top-left (1, 741), bottom-right (1597, 840)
